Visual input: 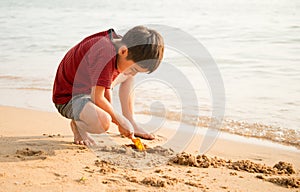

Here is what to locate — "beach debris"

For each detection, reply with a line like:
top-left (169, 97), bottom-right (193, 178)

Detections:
top-left (42, 133), bottom-right (63, 138)
top-left (131, 137), bottom-right (146, 151)
top-left (256, 175), bottom-right (266, 180)
top-left (154, 169), bottom-right (163, 173)
top-left (78, 176), bottom-right (87, 183)
top-left (220, 186), bottom-right (228, 189)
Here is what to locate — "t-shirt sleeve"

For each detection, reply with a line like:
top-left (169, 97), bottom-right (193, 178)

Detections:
top-left (96, 61), bottom-right (114, 88)
top-left (86, 37), bottom-right (116, 88)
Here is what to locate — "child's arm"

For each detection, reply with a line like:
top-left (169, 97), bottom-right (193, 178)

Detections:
top-left (118, 76), bottom-right (137, 126)
top-left (118, 76), bottom-right (155, 140)
top-left (91, 85), bottom-right (134, 138)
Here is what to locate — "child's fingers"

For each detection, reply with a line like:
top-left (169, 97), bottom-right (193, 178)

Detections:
top-left (127, 133), bottom-right (134, 139)
top-left (118, 125), bottom-right (133, 138)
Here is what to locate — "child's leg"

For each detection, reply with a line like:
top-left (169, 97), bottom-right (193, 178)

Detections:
top-left (72, 101), bottom-right (112, 145)
top-left (70, 120), bottom-right (96, 145)
top-left (76, 101), bottom-right (111, 134)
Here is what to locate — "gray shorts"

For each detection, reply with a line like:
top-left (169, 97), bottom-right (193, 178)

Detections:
top-left (55, 94), bottom-right (92, 121)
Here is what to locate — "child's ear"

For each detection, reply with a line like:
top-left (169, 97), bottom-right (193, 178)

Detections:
top-left (118, 45), bottom-right (128, 58)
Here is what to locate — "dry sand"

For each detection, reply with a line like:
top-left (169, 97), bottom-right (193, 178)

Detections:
top-left (0, 106), bottom-right (299, 192)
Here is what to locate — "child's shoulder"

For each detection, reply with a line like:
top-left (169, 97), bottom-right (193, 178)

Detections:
top-left (78, 30), bottom-right (116, 53)
top-left (83, 29), bottom-right (116, 42)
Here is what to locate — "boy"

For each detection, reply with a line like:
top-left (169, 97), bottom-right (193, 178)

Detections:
top-left (52, 26), bottom-right (164, 146)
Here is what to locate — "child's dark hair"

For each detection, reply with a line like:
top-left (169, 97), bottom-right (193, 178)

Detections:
top-left (121, 26), bottom-right (164, 73)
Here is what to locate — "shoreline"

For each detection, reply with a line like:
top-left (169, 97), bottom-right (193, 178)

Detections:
top-left (1, 104), bottom-right (299, 153)
top-left (1, 73), bottom-right (300, 148)
top-left (137, 113), bottom-right (300, 153)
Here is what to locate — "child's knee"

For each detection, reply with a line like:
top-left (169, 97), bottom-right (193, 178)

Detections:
top-left (100, 112), bottom-right (111, 132)
top-left (88, 111), bottom-right (111, 134)
top-left (97, 112), bottom-right (111, 133)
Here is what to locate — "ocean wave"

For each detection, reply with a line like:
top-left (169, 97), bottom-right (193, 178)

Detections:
top-left (0, 75), bottom-right (24, 80)
top-left (15, 87), bottom-right (52, 91)
top-left (136, 110), bottom-right (300, 149)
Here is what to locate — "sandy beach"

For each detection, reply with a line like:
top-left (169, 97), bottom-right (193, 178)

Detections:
top-left (0, 106), bottom-right (299, 192)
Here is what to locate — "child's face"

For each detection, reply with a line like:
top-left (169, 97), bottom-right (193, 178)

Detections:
top-left (123, 63), bottom-right (149, 76)
top-left (117, 57), bottom-right (135, 73)
top-left (116, 45), bottom-right (148, 75)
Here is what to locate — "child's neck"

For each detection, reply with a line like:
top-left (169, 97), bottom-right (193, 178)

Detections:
top-left (111, 39), bottom-right (122, 71)
top-left (112, 39), bottom-right (122, 51)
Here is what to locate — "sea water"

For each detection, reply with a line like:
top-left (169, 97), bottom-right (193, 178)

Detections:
top-left (0, 0), bottom-right (299, 147)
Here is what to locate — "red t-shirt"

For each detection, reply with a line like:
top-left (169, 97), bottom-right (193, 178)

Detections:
top-left (52, 29), bottom-right (120, 104)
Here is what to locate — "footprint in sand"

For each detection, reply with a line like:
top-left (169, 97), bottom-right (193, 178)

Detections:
top-left (15, 148), bottom-right (46, 160)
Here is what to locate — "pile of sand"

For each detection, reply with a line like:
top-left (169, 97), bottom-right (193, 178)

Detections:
top-left (171, 152), bottom-right (296, 175)
top-left (171, 152), bottom-right (299, 188)
top-left (266, 177), bottom-right (300, 188)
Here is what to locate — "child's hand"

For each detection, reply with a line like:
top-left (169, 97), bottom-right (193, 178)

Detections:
top-left (118, 125), bottom-right (134, 138)
top-left (114, 112), bottom-right (134, 138)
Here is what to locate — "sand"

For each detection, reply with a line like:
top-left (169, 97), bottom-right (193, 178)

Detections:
top-left (0, 106), bottom-right (299, 192)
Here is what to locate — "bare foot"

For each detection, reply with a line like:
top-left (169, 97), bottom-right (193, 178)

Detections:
top-left (70, 120), bottom-right (96, 146)
top-left (134, 126), bottom-right (155, 140)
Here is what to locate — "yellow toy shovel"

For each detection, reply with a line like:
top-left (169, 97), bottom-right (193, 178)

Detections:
top-left (131, 137), bottom-right (146, 151)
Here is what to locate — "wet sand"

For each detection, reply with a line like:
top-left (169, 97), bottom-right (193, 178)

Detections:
top-left (0, 106), bottom-right (299, 191)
